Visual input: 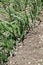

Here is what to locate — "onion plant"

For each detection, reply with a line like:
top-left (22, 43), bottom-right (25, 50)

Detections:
top-left (0, 0), bottom-right (42, 64)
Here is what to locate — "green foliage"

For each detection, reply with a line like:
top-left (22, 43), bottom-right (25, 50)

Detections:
top-left (0, 0), bottom-right (42, 64)
top-left (0, 50), bottom-right (7, 65)
top-left (41, 0), bottom-right (43, 5)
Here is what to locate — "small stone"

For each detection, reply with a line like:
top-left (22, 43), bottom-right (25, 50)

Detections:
top-left (15, 52), bottom-right (17, 55)
top-left (29, 40), bottom-right (31, 43)
top-left (39, 41), bottom-right (41, 44)
top-left (19, 46), bottom-right (22, 48)
top-left (28, 62), bottom-right (31, 64)
top-left (33, 49), bottom-right (35, 52)
top-left (39, 35), bottom-right (41, 37)
top-left (13, 62), bottom-right (15, 65)
top-left (38, 63), bottom-right (40, 65)
top-left (38, 59), bottom-right (43, 62)
top-left (10, 61), bottom-right (12, 64)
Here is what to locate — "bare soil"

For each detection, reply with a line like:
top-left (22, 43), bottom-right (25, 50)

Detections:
top-left (6, 10), bottom-right (43, 65)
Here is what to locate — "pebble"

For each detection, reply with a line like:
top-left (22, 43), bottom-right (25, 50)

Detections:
top-left (38, 63), bottom-right (40, 65)
top-left (39, 41), bottom-right (41, 44)
top-left (38, 59), bottom-right (43, 62)
top-left (19, 46), bottom-right (22, 48)
top-left (10, 61), bottom-right (12, 64)
top-left (28, 62), bottom-right (31, 64)
top-left (29, 40), bottom-right (31, 43)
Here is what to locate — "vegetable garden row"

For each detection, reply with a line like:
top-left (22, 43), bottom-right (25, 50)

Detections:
top-left (0, 0), bottom-right (43, 65)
